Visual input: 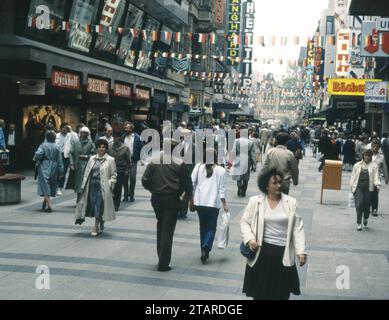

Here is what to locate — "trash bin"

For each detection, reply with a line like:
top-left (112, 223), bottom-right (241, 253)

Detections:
top-left (320, 160), bottom-right (343, 204)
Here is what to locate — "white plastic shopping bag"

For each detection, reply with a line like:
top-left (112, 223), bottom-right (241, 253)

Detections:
top-left (217, 208), bottom-right (230, 249)
top-left (348, 192), bottom-right (355, 208)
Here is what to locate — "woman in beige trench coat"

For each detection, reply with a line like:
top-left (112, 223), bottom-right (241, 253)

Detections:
top-left (75, 139), bottom-right (117, 236)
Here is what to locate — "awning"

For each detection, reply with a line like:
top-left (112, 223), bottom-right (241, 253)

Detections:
top-left (212, 103), bottom-right (239, 111)
top-left (167, 103), bottom-right (189, 113)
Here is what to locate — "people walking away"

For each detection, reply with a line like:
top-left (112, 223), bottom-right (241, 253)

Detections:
top-left (342, 134), bottom-right (356, 172)
top-left (141, 138), bottom-right (193, 272)
top-left (33, 130), bottom-right (64, 212)
top-left (355, 134), bottom-right (368, 162)
top-left (240, 168), bottom-right (307, 300)
top-left (230, 128), bottom-right (255, 197)
top-left (370, 140), bottom-right (388, 216)
top-left (68, 127), bottom-right (96, 199)
top-left (108, 131), bottom-right (131, 211)
top-left (192, 148), bottom-right (228, 264)
top-left (318, 129), bottom-right (331, 172)
top-left (250, 132), bottom-right (261, 170)
top-left (350, 149), bottom-right (380, 231)
top-left (262, 132), bottom-right (299, 195)
top-left (123, 122), bottom-right (143, 202)
top-left (178, 128), bottom-right (196, 219)
top-left (75, 139), bottom-right (117, 236)
top-left (286, 131), bottom-right (303, 165)
top-left (259, 125), bottom-right (270, 154)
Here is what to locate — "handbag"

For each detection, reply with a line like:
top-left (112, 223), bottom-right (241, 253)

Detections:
top-left (190, 164), bottom-right (202, 212)
top-left (240, 205), bottom-right (259, 259)
top-left (217, 208), bottom-right (230, 249)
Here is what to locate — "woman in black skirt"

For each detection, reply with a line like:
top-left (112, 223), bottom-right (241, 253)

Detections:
top-left (240, 168), bottom-right (307, 300)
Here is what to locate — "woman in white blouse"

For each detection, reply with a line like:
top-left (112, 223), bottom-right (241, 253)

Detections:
top-left (240, 168), bottom-right (307, 300)
top-left (192, 148), bottom-right (228, 264)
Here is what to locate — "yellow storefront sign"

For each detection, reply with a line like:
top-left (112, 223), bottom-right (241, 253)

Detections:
top-left (328, 79), bottom-right (381, 96)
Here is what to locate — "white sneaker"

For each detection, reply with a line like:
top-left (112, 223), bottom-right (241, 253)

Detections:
top-left (357, 224), bottom-right (362, 231)
top-left (56, 189), bottom-right (63, 196)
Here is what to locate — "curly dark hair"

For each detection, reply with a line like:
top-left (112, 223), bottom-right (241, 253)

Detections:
top-left (95, 138), bottom-right (109, 151)
top-left (257, 168), bottom-right (284, 194)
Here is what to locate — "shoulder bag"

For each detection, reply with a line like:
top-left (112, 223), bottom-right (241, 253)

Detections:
top-left (240, 204), bottom-right (259, 259)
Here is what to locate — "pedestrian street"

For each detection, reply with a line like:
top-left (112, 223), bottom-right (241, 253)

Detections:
top-left (0, 147), bottom-right (388, 300)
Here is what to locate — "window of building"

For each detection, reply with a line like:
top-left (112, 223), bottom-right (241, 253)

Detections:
top-left (326, 16), bottom-right (334, 35)
top-left (136, 16), bottom-right (160, 72)
top-left (25, 0), bottom-right (71, 46)
top-left (67, 0), bottom-right (101, 53)
top-left (117, 4), bottom-right (145, 68)
top-left (94, 0), bottom-right (126, 58)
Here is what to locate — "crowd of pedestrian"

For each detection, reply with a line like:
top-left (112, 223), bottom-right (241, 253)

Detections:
top-left (2, 115), bottom-right (388, 300)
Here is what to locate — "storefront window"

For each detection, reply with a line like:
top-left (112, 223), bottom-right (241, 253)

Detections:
top-left (117, 4), bottom-right (145, 68)
top-left (25, 0), bottom-right (70, 46)
top-left (67, 0), bottom-right (101, 53)
top-left (94, 0), bottom-right (126, 57)
top-left (136, 16), bottom-right (160, 72)
top-left (150, 25), bottom-right (173, 77)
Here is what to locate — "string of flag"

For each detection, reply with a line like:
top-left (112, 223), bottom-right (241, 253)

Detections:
top-left (27, 17), bottom-right (346, 47)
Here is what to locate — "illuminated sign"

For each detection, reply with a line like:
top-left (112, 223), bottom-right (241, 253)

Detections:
top-left (51, 70), bottom-right (80, 90)
top-left (227, 0), bottom-right (241, 66)
top-left (87, 77), bottom-right (109, 95)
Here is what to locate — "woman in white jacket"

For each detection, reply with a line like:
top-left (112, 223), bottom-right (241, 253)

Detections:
top-left (75, 139), bottom-right (117, 236)
top-left (192, 148), bottom-right (228, 264)
top-left (240, 168), bottom-right (307, 300)
top-left (350, 149), bottom-right (380, 231)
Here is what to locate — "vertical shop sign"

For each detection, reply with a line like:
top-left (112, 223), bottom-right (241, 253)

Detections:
top-left (227, 0), bottom-right (241, 66)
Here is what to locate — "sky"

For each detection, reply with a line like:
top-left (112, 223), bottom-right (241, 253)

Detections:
top-left (252, 0), bottom-right (329, 78)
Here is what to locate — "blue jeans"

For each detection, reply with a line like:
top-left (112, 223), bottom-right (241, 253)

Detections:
top-left (197, 206), bottom-right (219, 251)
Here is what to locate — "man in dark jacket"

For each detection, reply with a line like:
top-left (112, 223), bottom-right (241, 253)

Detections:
top-left (123, 122), bottom-right (143, 202)
top-left (142, 138), bottom-right (193, 272)
top-left (108, 131), bottom-right (131, 211)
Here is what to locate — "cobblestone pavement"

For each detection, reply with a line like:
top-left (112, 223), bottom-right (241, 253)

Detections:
top-left (0, 148), bottom-right (388, 300)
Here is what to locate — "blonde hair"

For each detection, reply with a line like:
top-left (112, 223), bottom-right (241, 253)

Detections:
top-left (0, 119), bottom-right (4, 128)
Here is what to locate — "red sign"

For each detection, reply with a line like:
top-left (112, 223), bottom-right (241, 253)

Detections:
top-left (51, 71), bottom-right (80, 90)
top-left (114, 82), bottom-right (131, 98)
top-left (87, 77), bottom-right (109, 95)
top-left (136, 88), bottom-right (150, 100)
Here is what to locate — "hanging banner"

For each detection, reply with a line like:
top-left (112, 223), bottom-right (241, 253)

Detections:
top-left (364, 81), bottom-right (388, 103)
top-left (87, 77), bottom-right (109, 95)
top-left (215, 0), bottom-right (224, 29)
